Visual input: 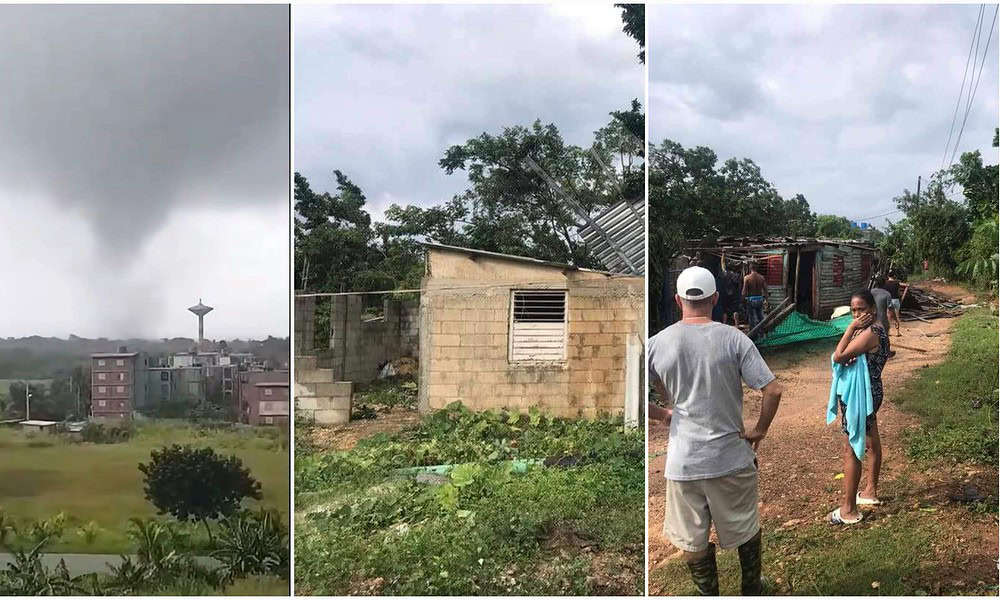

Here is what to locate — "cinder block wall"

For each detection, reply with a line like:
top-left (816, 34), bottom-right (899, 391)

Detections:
top-left (326, 296), bottom-right (420, 384)
top-left (294, 296), bottom-right (316, 354)
top-left (417, 247), bottom-right (642, 418)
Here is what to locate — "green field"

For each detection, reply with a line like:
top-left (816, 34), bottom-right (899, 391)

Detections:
top-left (0, 421), bottom-right (289, 554)
top-left (296, 403), bottom-right (644, 596)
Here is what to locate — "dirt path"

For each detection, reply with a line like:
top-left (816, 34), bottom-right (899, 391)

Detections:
top-left (301, 407), bottom-right (421, 451)
top-left (647, 282), bottom-right (997, 591)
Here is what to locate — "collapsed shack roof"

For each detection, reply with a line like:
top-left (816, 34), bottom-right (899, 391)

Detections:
top-left (685, 236), bottom-right (878, 253)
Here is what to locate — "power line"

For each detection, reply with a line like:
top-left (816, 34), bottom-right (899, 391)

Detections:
top-left (949, 4), bottom-right (998, 168)
top-left (941, 5), bottom-right (984, 171)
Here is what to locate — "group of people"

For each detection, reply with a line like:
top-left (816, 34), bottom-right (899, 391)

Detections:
top-left (708, 262), bottom-right (769, 332)
top-left (649, 265), bottom-right (902, 595)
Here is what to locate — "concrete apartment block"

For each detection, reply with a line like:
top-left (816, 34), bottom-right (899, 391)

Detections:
top-left (418, 244), bottom-right (643, 419)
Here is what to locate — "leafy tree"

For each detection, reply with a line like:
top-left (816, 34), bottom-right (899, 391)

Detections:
top-left (894, 178), bottom-right (970, 273)
top-left (434, 119), bottom-right (619, 267)
top-left (949, 150), bottom-right (999, 223)
top-left (615, 4), bottom-right (644, 63)
top-left (138, 445), bottom-right (262, 542)
top-left (815, 214), bottom-right (856, 239)
top-left (294, 171), bottom-right (375, 292)
top-left (955, 216), bottom-right (999, 288)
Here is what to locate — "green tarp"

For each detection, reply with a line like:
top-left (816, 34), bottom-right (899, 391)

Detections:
top-left (756, 311), bottom-right (854, 348)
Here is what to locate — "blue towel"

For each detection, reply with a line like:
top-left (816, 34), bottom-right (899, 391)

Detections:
top-left (827, 353), bottom-right (874, 460)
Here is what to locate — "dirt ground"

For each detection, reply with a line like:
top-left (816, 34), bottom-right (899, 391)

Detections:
top-left (647, 282), bottom-right (998, 592)
top-left (301, 407), bottom-right (421, 451)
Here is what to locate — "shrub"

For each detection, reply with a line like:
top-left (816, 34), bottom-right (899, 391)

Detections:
top-left (212, 509), bottom-right (289, 579)
top-left (138, 445), bottom-right (262, 541)
top-left (81, 422), bottom-right (134, 444)
top-left (76, 521), bottom-right (101, 546)
top-left (0, 541), bottom-right (82, 595)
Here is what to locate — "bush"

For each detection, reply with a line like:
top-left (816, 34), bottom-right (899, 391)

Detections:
top-left (213, 509), bottom-right (289, 579)
top-left (0, 542), bottom-right (82, 595)
top-left (81, 422), bottom-right (134, 444)
top-left (138, 445), bottom-right (262, 540)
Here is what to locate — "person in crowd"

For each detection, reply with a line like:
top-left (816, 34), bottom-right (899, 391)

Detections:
top-left (742, 262), bottom-right (767, 331)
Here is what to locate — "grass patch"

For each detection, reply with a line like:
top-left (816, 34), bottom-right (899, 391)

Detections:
top-left (351, 376), bottom-right (418, 420)
top-left (653, 512), bottom-right (946, 595)
top-left (295, 403), bottom-right (643, 595)
top-left (0, 422), bottom-right (288, 554)
top-left (890, 308), bottom-right (999, 464)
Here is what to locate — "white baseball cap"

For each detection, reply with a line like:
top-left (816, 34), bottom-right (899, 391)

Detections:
top-left (676, 266), bottom-right (717, 300)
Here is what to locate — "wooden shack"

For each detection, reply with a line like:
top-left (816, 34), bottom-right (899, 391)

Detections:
top-left (686, 237), bottom-right (881, 320)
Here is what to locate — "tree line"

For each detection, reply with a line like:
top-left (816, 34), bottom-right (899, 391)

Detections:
top-left (296, 6), bottom-right (646, 296)
top-left (648, 131), bottom-right (999, 332)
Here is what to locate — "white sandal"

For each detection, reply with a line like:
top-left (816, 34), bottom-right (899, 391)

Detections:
top-left (829, 507), bottom-right (864, 525)
top-left (856, 493), bottom-right (881, 506)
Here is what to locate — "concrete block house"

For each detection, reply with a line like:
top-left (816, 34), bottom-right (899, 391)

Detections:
top-left (417, 244), bottom-right (644, 420)
top-left (294, 243), bottom-right (644, 424)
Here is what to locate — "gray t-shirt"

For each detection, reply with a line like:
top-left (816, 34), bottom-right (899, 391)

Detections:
top-left (648, 321), bottom-right (776, 481)
top-left (871, 288), bottom-right (891, 331)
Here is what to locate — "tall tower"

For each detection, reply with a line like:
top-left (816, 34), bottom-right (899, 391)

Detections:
top-left (188, 299), bottom-right (214, 349)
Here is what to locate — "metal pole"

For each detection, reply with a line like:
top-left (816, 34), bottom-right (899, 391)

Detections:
top-left (25, 382), bottom-right (30, 421)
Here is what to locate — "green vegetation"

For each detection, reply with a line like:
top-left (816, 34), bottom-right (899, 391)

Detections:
top-left (891, 308), bottom-right (999, 464)
top-left (295, 404), bottom-right (643, 595)
top-left (351, 376), bottom-right (418, 419)
top-left (0, 515), bottom-right (289, 595)
top-left (879, 135), bottom-right (998, 291)
top-left (650, 511), bottom-right (993, 596)
top-left (140, 444), bottom-right (263, 541)
top-left (0, 422), bottom-right (288, 554)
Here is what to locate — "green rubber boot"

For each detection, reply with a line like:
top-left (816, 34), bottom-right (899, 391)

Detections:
top-left (738, 530), bottom-right (764, 595)
top-left (685, 543), bottom-right (719, 596)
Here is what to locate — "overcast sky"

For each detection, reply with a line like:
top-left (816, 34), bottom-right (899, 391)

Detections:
top-left (295, 3), bottom-right (643, 222)
top-left (0, 5), bottom-right (289, 340)
top-left (650, 4), bottom-right (999, 228)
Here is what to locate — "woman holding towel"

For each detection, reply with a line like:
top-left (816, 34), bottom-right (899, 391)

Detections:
top-left (828, 289), bottom-right (890, 524)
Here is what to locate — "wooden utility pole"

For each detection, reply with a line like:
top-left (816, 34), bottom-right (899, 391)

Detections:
top-left (916, 175), bottom-right (921, 199)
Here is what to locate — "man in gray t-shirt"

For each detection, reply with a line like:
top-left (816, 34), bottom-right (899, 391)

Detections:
top-left (648, 266), bottom-right (783, 596)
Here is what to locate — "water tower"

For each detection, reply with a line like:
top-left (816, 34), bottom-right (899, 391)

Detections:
top-left (188, 299), bottom-right (214, 348)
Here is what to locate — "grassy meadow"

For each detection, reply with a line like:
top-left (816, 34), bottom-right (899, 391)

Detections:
top-left (0, 421), bottom-right (289, 554)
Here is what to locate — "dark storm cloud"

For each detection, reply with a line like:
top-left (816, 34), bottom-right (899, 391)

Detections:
top-left (650, 4), bottom-right (999, 226)
top-left (0, 4), bottom-right (288, 255)
top-left (295, 4), bottom-right (643, 221)
top-left (0, 5), bottom-right (289, 338)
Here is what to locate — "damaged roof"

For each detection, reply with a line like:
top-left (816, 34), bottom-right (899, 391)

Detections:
top-left (686, 236), bottom-right (877, 252)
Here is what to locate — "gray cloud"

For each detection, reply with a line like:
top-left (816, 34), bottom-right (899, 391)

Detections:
top-left (650, 4), bottom-right (999, 227)
top-left (294, 4), bottom-right (643, 221)
top-left (0, 5), bottom-right (289, 339)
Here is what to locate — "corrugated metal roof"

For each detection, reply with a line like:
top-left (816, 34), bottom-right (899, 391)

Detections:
top-left (577, 199), bottom-right (646, 275)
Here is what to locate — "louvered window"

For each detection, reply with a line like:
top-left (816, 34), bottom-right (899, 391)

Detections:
top-left (509, 290), bottom-right (567, 362)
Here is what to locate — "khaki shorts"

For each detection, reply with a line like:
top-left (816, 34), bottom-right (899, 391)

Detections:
top-left (663, 463), bottom-right (759, 552)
